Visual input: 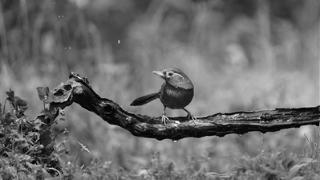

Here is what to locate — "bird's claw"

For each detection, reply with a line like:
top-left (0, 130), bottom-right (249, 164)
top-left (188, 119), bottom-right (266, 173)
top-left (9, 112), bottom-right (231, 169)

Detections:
top-left (161, 115), bottom-right (170, 125)
top-left (187, 113), bottom-right (198, 124)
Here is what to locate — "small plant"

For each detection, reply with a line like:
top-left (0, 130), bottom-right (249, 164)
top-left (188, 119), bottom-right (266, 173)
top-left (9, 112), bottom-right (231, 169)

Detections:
top-left (0, 89), bottom-right (62, 179)
top-left (235, 149), bottom-right (320, 180)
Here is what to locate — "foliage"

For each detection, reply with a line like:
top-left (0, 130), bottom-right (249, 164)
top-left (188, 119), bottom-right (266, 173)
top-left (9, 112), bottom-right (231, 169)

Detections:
top-left (0, 90), bottom-right (58, 179)
top-left (235, 151), bottom-right (320, 180)
top-left (0, 90), bottom-right (319, 179)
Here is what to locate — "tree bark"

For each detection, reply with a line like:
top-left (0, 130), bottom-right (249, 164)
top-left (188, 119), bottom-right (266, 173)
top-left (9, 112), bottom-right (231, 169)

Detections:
top-left (38, 72), bottom-right (320, 141)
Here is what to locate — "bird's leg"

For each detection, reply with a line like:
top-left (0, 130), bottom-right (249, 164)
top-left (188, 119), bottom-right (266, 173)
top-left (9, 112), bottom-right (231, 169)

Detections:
top-left (183, 108), bottom-right (197, 123)
top-left (161, 106), bottom-right (170, 125)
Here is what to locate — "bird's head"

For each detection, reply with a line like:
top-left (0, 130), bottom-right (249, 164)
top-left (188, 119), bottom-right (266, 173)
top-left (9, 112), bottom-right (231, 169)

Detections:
top-left (152, 68), bottom-right (193, 89)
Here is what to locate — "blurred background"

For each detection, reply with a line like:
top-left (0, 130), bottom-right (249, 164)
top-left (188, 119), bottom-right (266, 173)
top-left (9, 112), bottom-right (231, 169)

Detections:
top-left (0, 0), bottom-right (319, 174)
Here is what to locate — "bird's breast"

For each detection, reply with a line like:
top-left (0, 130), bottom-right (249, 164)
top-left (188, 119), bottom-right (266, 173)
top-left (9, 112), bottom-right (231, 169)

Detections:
top-left (160, 83), bottom-right (194, 109)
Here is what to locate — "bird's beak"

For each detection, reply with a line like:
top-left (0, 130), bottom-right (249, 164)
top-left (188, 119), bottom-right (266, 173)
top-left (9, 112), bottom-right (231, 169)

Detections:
top-left (152, 70), bottom-right (165, 79)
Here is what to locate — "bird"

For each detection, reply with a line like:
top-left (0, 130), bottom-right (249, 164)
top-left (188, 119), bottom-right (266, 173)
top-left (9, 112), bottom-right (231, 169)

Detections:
top-left (130, 68), bottom-right (195, 124)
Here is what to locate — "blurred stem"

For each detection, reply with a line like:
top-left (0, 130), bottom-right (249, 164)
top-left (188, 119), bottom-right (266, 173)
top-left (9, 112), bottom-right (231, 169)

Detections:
top-left (2, 99), bottom-right (7, 114)
top-left (19, 0), bottom-right (30, 60)
top-left (256, 0), bottom-right (274, 69)
top-left (0, 2), bottom-right (9, 62)
top-left (32, 2), bottom-right (48, 63)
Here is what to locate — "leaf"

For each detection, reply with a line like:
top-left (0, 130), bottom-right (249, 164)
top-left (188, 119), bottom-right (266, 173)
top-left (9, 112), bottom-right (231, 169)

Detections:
top-left (0, 102), bottom-right (2, 116)
top-left (4, 112), bottom-right (15, 124)
top-left (300, 158), bottom-right (316, 164)
top-left (289, 163), bottom-right (307, 175)
top-left (0, 126), bottom-right (4, 138)
top-left (78, 142), bottom-right (91, 153)
top-left (5, 89), bottom-right (28, 116)
top-left (6, 89), bottom-right (15, 103)
top-left (291, 176), bottom-right (304, 180)
top-left (15, 97), bottom-right (28, 111)
top-left (36, 87), bottom-right (50, 102)
top-left (288, 162), bottom-right (310, 178)
top-left (33, 119), bottom-right (46, 131)
top-left (25, 162), bottom-right (42, 170)
top-left (15, 96), bottom-right (27, 107)
top-left (14, 96), bottom-right (28, 117)
top-left (16, 154), bottom-right (33, 162)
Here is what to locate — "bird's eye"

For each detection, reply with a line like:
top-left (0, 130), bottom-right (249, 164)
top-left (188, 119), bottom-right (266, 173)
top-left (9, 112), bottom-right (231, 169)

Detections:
top-left (167, 72), bottom-right (173, 76)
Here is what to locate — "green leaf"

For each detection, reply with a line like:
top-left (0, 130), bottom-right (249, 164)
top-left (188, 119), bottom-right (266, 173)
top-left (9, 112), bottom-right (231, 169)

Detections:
top-left (36, 87), bottom-right (50, 102)
top-left (15, 96), bottom-right (28, 111)
top-left (0, 102), bottom-right (2, 117)
top-left (6, 89), bottom-right (15, 103)
top-left (291, 176), bottom-right (304, 180)
top-left (15, 97), bottom-right (27, 107)
top-left (33, 119), bottom-right (45, 131)
top-left (6, 89), bottom-right (28, 116)
top-left (288, 162), bottom-right (310, 178)
top-left (14, 96), bottom-right (28, 118)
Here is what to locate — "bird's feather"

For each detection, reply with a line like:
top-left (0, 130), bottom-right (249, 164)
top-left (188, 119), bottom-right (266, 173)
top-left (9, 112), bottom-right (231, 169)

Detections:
top-left (130, 92), bottom-right (160, 106)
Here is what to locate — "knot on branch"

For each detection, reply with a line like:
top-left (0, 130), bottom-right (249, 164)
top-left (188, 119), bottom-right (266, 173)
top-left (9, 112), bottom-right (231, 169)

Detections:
top-left (99, 101), bottom-right (115, 115)
top-left (53, 84), bottom-right (72, 96)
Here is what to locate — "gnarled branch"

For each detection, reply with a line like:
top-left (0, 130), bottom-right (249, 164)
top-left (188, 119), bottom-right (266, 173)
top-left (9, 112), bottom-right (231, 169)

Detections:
top-left (40, 72), bottom-right (320, 140)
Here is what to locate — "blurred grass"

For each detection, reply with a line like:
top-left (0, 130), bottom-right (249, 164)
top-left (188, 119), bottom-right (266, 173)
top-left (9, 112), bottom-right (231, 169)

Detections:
top-left (0, 0), bottom-right (319, 178)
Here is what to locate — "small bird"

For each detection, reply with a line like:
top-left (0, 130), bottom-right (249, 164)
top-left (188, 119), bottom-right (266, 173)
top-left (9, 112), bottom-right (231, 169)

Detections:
top-left (130, 68), bottom-right (195, 124)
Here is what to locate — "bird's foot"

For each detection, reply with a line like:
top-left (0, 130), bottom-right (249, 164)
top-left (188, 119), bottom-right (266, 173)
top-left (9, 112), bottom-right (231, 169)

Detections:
top-left (161, 114), bottom-right (170, 125)
top-left (187, 113), bottom-right (198, 124)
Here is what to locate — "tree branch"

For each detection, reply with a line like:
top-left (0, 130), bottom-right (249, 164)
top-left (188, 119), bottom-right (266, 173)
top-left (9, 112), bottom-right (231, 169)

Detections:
top-left (40, 72), bottom-right (320, 140)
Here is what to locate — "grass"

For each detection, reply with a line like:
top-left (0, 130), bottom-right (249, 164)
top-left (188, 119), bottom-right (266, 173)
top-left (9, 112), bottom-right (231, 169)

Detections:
top-left (1, 91), bottom-right (320, 179)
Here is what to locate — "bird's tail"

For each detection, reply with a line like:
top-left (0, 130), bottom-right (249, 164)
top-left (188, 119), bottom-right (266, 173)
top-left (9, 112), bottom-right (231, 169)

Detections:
top-left (130, 92), bottom-right (160, 106)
